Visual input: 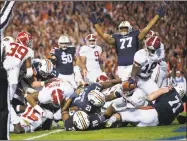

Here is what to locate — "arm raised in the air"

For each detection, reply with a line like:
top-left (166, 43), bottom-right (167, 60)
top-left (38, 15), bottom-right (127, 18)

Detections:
top-left (138, 5), bottom-right (165, 40)
top-left (90, 12), bottom-right (115, 45)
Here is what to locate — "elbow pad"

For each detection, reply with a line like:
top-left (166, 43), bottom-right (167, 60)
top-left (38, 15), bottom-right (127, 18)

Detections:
top-left (25, 67), bottom-right (33, 78)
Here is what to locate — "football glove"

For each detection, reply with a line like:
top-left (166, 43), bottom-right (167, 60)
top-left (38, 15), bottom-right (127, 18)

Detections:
top-left (156, 5), bottom-right (165, 17)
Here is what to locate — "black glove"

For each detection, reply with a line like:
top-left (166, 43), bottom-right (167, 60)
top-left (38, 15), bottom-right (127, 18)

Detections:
top-left (90, 12), bottom-right (98, 24)
top-left (156, 5), bottom-right (165, 17)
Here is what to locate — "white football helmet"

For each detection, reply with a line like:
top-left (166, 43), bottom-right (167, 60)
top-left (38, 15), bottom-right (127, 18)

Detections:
top-left (118, 21), bottom-right (132, 35)
top-left (73, 111), bottom-right (90, 130)
top-left (174, 85), bottom-right (186, 99)
top-left (85, 34), bottom-right (97, 48)
top-left (58, 35), bottom-right (70, 50)
top-left (88, 90), bottom-right (105, 107)
top-left (38, 59), bottom-right (53, 78)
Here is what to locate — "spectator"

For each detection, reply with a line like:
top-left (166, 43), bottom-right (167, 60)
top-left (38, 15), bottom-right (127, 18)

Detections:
top-left (2, 1), bottom-right (187, 78)
top-left (175, 71), bottom-right (187, 91)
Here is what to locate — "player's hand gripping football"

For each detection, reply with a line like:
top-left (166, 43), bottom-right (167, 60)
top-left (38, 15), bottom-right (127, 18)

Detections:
top-left (122, 77), bottom-right (137, 92)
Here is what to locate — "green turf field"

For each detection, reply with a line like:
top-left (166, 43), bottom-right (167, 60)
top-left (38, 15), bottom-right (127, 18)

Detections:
top-left (10, 119), bottom-right (186, 140)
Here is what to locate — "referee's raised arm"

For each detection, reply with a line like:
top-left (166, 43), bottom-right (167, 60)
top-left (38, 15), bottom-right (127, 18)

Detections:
top-left (0, 1), bottom-right (15, 31)
top-left (0, 1), bottom-right (15, 140)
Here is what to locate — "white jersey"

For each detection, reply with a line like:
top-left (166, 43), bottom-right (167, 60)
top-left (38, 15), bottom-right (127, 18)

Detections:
top-left (19, 105), bottom-right (53, 132)
top-left (38, 78), bottom-right (74, 105)
top-left (4, 42), bottom-right (34, 68)
top-left (79, 45), bottom-right (102, 71)
top-left (134, 49), bottom-right (159, 78)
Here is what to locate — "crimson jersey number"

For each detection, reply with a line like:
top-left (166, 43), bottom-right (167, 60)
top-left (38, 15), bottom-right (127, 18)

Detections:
top-left (6, 42), bottom-right (28, 61)
top-left (22, 106), bottom-right (39, 121)
top-left (94, 51), bottom-right (99, 61)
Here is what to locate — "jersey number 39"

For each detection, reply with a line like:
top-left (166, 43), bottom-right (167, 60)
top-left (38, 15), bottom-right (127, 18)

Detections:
top-left (7, 42), bottom-right (28, 61)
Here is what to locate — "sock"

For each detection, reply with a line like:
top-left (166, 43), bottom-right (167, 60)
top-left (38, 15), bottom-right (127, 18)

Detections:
top-left (23, 126), bottom-right (31, 133)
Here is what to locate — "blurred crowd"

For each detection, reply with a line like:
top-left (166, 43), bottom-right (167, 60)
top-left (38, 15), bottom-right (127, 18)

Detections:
top-left (3, 1), bottom-right (187, 78)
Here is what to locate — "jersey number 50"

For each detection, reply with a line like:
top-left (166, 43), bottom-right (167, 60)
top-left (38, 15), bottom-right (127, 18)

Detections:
top-left (7, 43), bottom-right (28, 61)
top-left (61, 54), bottom-right (73, 64)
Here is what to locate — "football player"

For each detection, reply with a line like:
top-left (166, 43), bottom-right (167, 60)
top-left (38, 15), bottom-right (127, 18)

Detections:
top-left (17, 58), bottom-right (56, 98)
top-left (79, 34), bottom-right (108, 83)
top-left (61, 79), bottom-right (122, 114)
top-left (63, 110), bottom-right (105, 131)
top-left (130, 36), bottom-right (161, 99)
top-left (50, 35), bottom-right (87, 88)
top-left (10, 104), bottom-right (53, 133)
top-left (103, 36), bottom-right (162, 119)
top-left (106, 85), bottom-right (185, 127)
top-left (3, 31), bottom-right (34, 102)
top-left (24, 78), bottom-right (75, 118)
top-left (90, 5), bottom-right (165, 81)
top-left (144, 30), bottom-right (168, 88)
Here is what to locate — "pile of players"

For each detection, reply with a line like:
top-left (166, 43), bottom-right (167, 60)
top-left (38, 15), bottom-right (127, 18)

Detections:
top-left (2, 5), bottom-right (187, 134)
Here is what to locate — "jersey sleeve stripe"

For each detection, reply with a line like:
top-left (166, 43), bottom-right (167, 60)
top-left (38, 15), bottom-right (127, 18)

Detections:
top-left (133, 61), bottom-right (141, 67)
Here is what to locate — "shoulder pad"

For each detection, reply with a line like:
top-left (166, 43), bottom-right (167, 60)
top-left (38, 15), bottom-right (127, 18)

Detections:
top-left (134, 49), bottom-right (147, 66)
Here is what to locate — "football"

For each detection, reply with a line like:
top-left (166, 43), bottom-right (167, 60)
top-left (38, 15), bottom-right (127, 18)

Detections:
top-left (122, 80), bottom-right (136, 91)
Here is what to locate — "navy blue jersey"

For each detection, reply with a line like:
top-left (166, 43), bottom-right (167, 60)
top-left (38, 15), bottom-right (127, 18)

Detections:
top-left (153, 87), bottom-right (184, 125)
top-left (53, 47), bottom-right (75, 75)
top-left (71, 83), bottom-right (103, 113)
top-left (50, 69), bottom-right (59, 78)
top-left (64, 112), bottom-right (105, 131)
top-left (88, 113), bottom-right (105, 130)
top-left (112, 30), bottom-right (140, 66)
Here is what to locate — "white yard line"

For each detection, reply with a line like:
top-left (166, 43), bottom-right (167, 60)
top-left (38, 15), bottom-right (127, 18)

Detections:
top-left (24, 129), bottom-right (64, 140)
top-left (180, 137), bottom-right (187, 140)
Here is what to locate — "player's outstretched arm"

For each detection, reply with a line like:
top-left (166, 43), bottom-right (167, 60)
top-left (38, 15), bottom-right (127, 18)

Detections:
top-left (146, 87), bottom-right (170, 101)
top-left (90, 12), bottom-right (115, 45)
top-left (138, 4), bottom-right (165, 40)
top-left (100, 78), bottom-right (122, 89)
